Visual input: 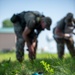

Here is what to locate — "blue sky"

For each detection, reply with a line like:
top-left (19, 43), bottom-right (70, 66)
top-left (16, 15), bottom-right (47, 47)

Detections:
top-left (0, 0), bottom-right (75, 50)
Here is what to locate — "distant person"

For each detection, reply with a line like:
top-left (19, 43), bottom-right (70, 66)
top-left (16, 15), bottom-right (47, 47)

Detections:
top-left (53, 12), bottom-right (75, 59)
top-left (10, 11), bottom-right (52, 62)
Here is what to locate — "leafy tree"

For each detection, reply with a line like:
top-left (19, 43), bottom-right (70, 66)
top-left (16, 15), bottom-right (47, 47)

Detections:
top-left (2, 19), bottom-right (13, 28)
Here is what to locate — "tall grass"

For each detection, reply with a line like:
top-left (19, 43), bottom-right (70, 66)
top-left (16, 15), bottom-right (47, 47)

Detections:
top-left (0, 52), bottom-right (75, 75)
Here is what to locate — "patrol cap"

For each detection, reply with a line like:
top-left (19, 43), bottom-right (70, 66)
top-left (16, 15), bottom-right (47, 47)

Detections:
top-left (45, 17), bottom-right (52, 30)
top-left (66, 13), bottom-right (73, 22)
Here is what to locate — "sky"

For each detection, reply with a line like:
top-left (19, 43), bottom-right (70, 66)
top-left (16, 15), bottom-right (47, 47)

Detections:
top-left (0, 0), bottom-right (75, 52)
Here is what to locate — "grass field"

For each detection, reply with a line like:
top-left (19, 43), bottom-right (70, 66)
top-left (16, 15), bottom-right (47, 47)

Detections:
top-left (0, 52), bottom-right (75, 75)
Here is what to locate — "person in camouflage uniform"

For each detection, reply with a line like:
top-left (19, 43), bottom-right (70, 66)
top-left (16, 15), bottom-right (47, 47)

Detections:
top-left (53, 13), bottom-right (75, 59)
top-left (11, 11), bottom-right (52, 62)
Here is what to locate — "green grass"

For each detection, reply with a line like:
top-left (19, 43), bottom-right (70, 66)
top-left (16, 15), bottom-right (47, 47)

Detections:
top-left (0, 52), bottom-right (75, 75)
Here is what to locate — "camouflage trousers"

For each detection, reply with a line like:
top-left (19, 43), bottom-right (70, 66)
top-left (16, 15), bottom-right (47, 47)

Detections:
top-left (54, 37), bottom-right (75, 58)
top-left (14, 22), bottom-right (25, 62)
top-left (13, 22), bottom-right (38, 62)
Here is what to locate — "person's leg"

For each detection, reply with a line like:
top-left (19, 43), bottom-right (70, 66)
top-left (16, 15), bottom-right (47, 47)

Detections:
top-left (65, 37), bottom-right (75, 58)
top-left (16, 37), bottom-right (25, 62)
top-left (57, 43), bottom-right (64, 59)
top-left (54, 38), bottom-right (65, 59)
top-left (14, 22), bottom-right (25, 62)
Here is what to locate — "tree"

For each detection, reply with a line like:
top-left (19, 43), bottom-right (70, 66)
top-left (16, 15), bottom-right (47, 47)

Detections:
top-left (2, 19), bottom-right (13, 28)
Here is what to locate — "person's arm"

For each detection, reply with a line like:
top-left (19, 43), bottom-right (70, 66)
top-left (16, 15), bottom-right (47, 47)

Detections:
top-left (55, 28), bottom-right (64, 38)
top-left (22, 26), bottom-right (31, 47)
top-left (55, 27), bottom-right (71, 38)
top-left (22, 26), bottom-right (37, 52)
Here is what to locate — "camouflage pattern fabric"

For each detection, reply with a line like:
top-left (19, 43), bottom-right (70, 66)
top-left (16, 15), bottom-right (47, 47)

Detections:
top-left (54, 37), bottom-right (75, 58)
top-left (14, 22), bottom-right (25, 62)
top-left (13, 22), bottom-right (38, 61)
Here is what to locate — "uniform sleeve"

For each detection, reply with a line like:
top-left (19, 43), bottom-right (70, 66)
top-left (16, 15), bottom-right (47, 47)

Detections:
top-left (56, 19), bottom-right (65, 30)
top-left (24, 12), bottom-right (36, 30)
top-left (27, 19), bottom-right (36, 29)
top-left (56, 22), bottom-right (62, 29)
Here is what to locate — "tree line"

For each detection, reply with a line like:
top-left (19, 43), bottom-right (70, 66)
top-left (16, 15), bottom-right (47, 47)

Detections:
top-left (2, 19), bottom-right (13, 28)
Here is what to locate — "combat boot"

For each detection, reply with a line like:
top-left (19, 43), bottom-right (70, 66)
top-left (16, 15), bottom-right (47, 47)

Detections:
top-left (16, 49), bottom-right (24, 62)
